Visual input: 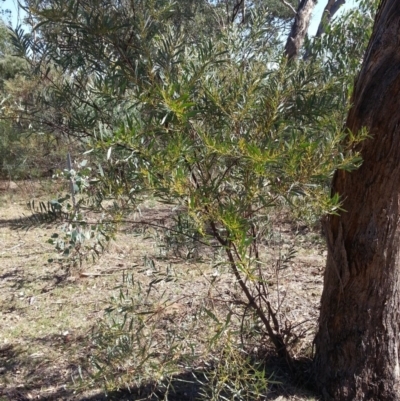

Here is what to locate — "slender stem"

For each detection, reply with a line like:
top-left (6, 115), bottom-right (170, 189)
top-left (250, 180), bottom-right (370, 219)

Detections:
top-left (208, 217), bottom-right (292, 366)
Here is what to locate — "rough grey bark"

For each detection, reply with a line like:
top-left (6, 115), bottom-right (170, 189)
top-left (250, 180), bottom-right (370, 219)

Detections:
top-left (315, 0), bottom-right (346, 38)
top-left (284, 0), bottom-right (317, 60)
top-left (314, 1), bottom-right (400, 400)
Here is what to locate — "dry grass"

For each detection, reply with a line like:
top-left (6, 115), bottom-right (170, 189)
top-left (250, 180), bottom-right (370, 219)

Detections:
top-left (0, 181), bottom-right (325, 401)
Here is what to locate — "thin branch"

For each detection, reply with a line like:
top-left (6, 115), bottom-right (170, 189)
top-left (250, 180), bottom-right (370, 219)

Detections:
top-left (280, 0), bottom-right (297, 15)
top-left (231, 0), bottom-right (245, 23)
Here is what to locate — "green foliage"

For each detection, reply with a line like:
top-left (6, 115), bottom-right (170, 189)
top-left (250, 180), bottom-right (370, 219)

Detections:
top-left (0, 26), bottom-right (27, 84)
top-left (0, 19), bottom-right (68, 179)
top-left (159, 212), bottom-right (204, 259)
top-left (17, 0), bottom-right (367, 270)
top-left (89, 269), bottom-right (199, 396)
top-left (196, 341), bottom-right (271, 401)
top-left (89, 265), bottom-right (272, 400)
top-left (305, 0), bottom-right (379, 84)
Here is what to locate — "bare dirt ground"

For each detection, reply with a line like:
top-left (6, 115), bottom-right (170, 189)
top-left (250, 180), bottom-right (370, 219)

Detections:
top-left (0, 181), bottom-right (325, 401)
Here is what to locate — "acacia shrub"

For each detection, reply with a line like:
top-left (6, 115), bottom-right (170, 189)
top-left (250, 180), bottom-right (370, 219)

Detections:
top-left (9, 0), bottom-right (373, 393)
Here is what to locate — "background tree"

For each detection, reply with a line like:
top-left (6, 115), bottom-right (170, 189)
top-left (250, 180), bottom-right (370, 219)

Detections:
top-left (314, 0), bottom-right (400, 399)
top-left (0, 17), bottom-right (71, 179)
top-left (315, 0), bottom-right (346, 38)
top-left (285, 0), bottom-right (316, 60)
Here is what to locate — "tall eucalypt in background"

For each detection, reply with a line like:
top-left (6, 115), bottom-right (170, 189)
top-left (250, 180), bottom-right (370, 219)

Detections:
top-left (8, 0), bottom-right (374, 382)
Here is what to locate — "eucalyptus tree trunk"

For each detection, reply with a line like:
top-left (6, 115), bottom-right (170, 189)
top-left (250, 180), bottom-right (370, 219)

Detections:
top-left (314, 1), bottom-right (400, 400)
top-left (315, 0), bottom-right (345, 37)
top-left (284, 0), bottom-right (317, 60)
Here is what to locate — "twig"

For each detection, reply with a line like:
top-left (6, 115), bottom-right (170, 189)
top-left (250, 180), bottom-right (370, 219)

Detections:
top-left (3, 242), bottom-right (24, 251)
top-left (280, 0), bottom-right (297, 15)
top-left (79, 264), bottom-right (139, 277)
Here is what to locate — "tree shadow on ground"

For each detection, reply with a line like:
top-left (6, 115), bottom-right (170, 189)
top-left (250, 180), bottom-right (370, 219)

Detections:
top-left (0, 265), bottom-right (71, 302)
top-left (0, 208), bottom-right (62, 229)
top-left (0, 216), bottom-right (36, 229)
top-left (1, 336), bottom-right (319, 401)
top-left (75, 355), bottom-right (319, 401)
